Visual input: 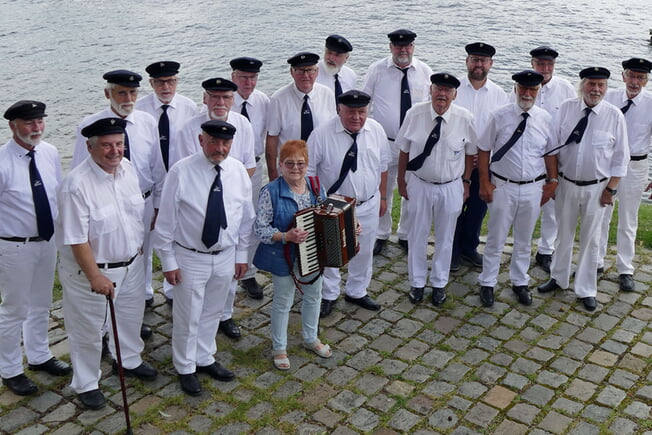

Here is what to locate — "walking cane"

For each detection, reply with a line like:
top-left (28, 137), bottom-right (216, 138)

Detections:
top-left (106, 293), bottom-right (133, 435)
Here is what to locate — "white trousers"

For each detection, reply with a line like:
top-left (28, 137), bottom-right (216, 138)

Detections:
top-left (478, 179), bottom-right (543, 287)
top-left (0, 239), bottom-right (56, 378)
top-left (172, 245), bottom-right (234, 374)
top-left (142, 196), bottom-right (155, 298)
top-left (597, 159), bottom-right (648, 274)
top-left (406, 175), bottom-right (463, 288)
top-left (377, 160), bottom-right (398, 239)
top-left (322, 195), bottom-right (379, 300)
top-left (536, 199), bottom-right (557, 255)
top-left (60, 250), bottom-right (145, 394)
top-left (551, 179), bottom-right (607, 297)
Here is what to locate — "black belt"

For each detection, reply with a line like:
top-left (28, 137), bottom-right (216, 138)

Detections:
top-left (491, 172), bottom-right (546, 185)
top-left (0, 236), bottom-right (46, 242)
top-left (357, 195), bottom-right (375, 206)
top-left (417, 175), bottom-right (456, 185)
top-left (631, 154), bottom-right (648, 161)
top-left (143, 190), bottom-right (152, 200)
top-left (387, 137), bottom-right (395, 142)
top-left (96, 253), bottom-right (138, 269)
top-left (560, 174), bottom-right (607, 186)
top-left (175, 241), bottom-right (222, 255)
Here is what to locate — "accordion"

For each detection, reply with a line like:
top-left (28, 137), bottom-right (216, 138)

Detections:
top-left (293, 194), bottom-right (360, 277)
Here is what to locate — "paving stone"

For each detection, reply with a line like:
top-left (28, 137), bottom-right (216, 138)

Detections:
top-left (475, 336), bottom-right (501, 352)
top-left (293, 363), bottom-right (327, 382)
top-left (593, 313), bottom-right (620, 331)
top-left (489, 325), bottom-right (517, 340)
top-left (421, 349), bottom-right (455, 368)
top-left (428, 408), bottom-right (458, 430)
top-left (300, 384), bottom-right (338, 408)
top-left (346, 349), bottom-right (382, 371)
top-left (482, 385), bottom-right (515, 409)
top-left (596, 385), bottom-right (627, 408)
top-left (537, 370), bottom-right (568, 388)
top-left (461, 348), bottom-right (489, 365)
top-left (549, 356), bottom-right (581, 375)
top-left (280, 410), bottom-right (306, 424)
top-left (439, 363), bottom-right (471, 383)
top-left (562, 338), bottom-right (593, 360)
top-left (623, 401), bottom-right (651, 419)
top-left (378, 359), bottom-right (408, 376)
top-left (555, 322), bottom-right (580, 337)
top-left (492, 420), bottom-right (528, 435)
top-left (537, 334), bottom-right (566, 350)
top-left (15, 424), bottom-right (48, 435)
top-left (581, 404), bottom-right (611, 422)
top-left (327, 365), bottom-right (359, 386)
top-left (457, 382), bottom-right (487, 400)
top-left (519, 327), bottom-right (541, 342)
top-left (525, 346), bottom-right (555, 362)
top-left (464, 402), bottom-right (499, 427)
top-left (523, 384), bottom-right (555, 406)
top-left (609, 417), bottom-right (639, 434)
top-left (275, 380), bottom-right (303, 399)
top-left (347, 408), bottom-right (378, 432)
top-left (0, 407), bottom-right (39, 433)
top-left (531, 314), bottom-right (557, 330)
top-left (538, 410), bottom-right (573, 434)
top-left (328, 390), bottom-right (366, 412)
top-left (313, 408), bottom-right (343, 428)
top-left (417, 329), bottom-right (445, 345)
top-left (188, 415), bottom-right (214, 433)
top-left (355, 373), bottom-right (387, 395)
top-left (388, 408), bottom-right (421, 432)
top-left (619, 354), bottom-right (647, 373)
top-left (358, 319), bottom-right (391, 337)
top-left (551, 397), bottom-right (583, 415)
top-left (474, 362), bottom-right (507, 383)
top-left (502, 372), bottom-right (529, 390)
top-left (48, 423), bottom-right (84, 435)
top-left (27, 391), bottom-right (63, 413)
top-left (489, 352), bottom-right (513, 367)
top-left (578, 363), bottom-right (609, 383)
top-left (433, 316), bottom-right (461, 334)
top-left (422, 380), bottom-right (455, 398)
top-left (246, 401), bottom-right (274, 420)
top-left (621, 316), bottom-right (647, 333)
top-left (507, 403), bottom-right (540, 425)
top-left (510, 357), bottom-right (541, 375)
top-left (390, 318), bottom-right (423, 339)
top-left (369, 334), bottom-right (403, 353)
top-left (366, 393), bottom-right (395, 412)
top-left (337, 334), bottom-right (368, 354)
top-left (566, 379), bottom-right (598, 401)
top-left (403, 364), bottom-right (433, 383)
top-left (571, 421), bottom-right (601, 435)
top-left (500, 310), bottom-right (529, 328)
top-left (394, 339), bottom-right (430, 361)
top-left (632, 342), bottom-right (652, 358)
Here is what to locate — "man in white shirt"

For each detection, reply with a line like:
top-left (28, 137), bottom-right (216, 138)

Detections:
top-left (397, 73), bottom-right (476, 306)
top-left (526, 46), bottom-right (576, 273)
top-left (598, 57), bottom-right (652, 291)
top-left (452, 42), bottom-right (509, 271)
top-left (307, 90), bottom-right (390, 317)
top-left (477, 71), bottom-right (556, 307)
top-left (316, 35), bottom-right (357, 106)
top-left (230, 57), bottom-right (270, 300)
top-left (71, 70), bottom-right (166, 341)
top-left (266, 52), bottom-right (336, 180)
top-left (362, 29), bottom-right (433, 255)
top-left (538, 67), bottom-right (629, 311)
top-left (58, 117), bottom-right (157, 410)
top-left (0, 100), bottom-right (70, 396)
top-left (137, 61), bottom-right (198, 306)
top-left (153, 120), bottom-right (255, 396)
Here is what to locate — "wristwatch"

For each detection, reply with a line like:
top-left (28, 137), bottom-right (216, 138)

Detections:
top-left (605, 186), bottom-right (617, 195)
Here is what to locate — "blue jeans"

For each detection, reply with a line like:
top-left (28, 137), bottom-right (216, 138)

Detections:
top-left (271, 266), bottom-right (322, 352)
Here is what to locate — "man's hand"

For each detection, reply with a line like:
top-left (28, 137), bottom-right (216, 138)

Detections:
top-left (646, 181), bottom-right (652, 199)
top-left (541, 181), bottom-right (557, 206)
top-left (164, 269), bottom-right (182, 286)
top-left (90, 275), bottom-right (115, 298)
top-left (479, 181), bottom-right (495, 203)
top-left (600, 188), bottom-right (615, 207)
top-left (234, 263), bottom-right (248, 280)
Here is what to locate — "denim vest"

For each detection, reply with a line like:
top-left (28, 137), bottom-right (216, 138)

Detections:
top-left (253, 176), bottom-right (324, 276)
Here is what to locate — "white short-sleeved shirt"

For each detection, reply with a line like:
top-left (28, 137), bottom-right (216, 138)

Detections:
top-left (0, 139), bottom-right (62, 237)
top-left (478, 103), bottom-right (553, 181)
top-left (56, 157), bottom-right (144, 263)
top-left (605, 88), bottom-right (652, 157)
top-left (153, 153), bottom-right (255, 272)
top-left (361, 56), bottom-right (433, 146)
top-left (397, 102), bottom-right (477, 183)
top-left (232, 89), bottom-right (270, 157)
top-left (316, 60), bottom-right (357, 97)
top-left (456, 77), bottom-right (509, 136)
top-left (551, 98), bottom-right (629, 180)
top-left (174, 111), bottom-right (256, 170)
top-left (267, 81), bottom-right (336, 148)
top-left (71, 108), bottom-right (166, 207)
top-left (307, 116), bottom-right (390, 201)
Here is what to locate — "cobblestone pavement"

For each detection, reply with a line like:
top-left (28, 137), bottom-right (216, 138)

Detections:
top-left (1, 239), bottom-right (652, 434)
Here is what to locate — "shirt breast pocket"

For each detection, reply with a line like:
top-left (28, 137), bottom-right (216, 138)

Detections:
top-left (90, 205), bottom-right (119, 237)
top-left (448, 139), bottom-right (466, 161)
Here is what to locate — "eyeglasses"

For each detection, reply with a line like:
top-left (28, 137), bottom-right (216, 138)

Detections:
top-left (624, 71), bottom-right (648, 82)
top-left (293, 68), bottom-right (318, 76)
top-left (152, 78), bottom-right (178, 86)
top-left (469, 56), bottom-right (491, 65)
top-left (283, 160), bottom-right (306, 169)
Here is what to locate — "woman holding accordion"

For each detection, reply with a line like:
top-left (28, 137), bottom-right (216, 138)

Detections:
top-left (253, 140), bottom-right (332, 370)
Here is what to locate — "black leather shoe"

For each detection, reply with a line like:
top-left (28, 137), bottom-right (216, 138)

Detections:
top-left (512, 285), bottom-right (533, 306)
top-left (619, 274), bottom-right (635, 292)
top-left (2, 374), bottom-right (38, 396)
top-left (320, 298), bottom-right (336, 317)
top-left (218, 318), bottom-right (241, 339)
top-left (101, 333), bottom-right (110, 358)
top-left (597, 267), bottom-right (604, 275)
top-left (431, 287), bottom-right (447, 306)
top-left (581, 296), bottom-right (597, 311)
top-left (140, 324), bottom-right (153, 340)
top-left (462, 251), bottom-right (483, 267)
top-left (537, 279), bottom-right (561, 293)
top-left (165, 295), bottom-right (173, 306)
top-left (112, 360), bottom-right (158, 381)
top-left (373, 238), bottom-right (386, 255)
top-left (398, 239), bottom-right (408, 252)
top-left (179, 373), bottom-right (201, 396)
top-left (450, 256), bottom-right (460, 272)
top-left (535, 252), bottom-right (552, 273)
top-left (344, 294), bottom-right (380, 311)
top-left (241, 277), bottom-right (264, 299)
top-left (408, 287), bottom-right (424, 304)
top-left (145, 297), bottom-right (153, 308)
top-left (28, 357), bottom-right (72, 376)
top-left (78, 389), bottom-right (106, 409)
top-left (479, 286), bottom-right (494, 307)
top-left (197, 362), bottom-right (234, 381)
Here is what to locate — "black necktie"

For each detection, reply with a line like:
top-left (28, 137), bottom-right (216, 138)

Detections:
top-left (301, 94), bottom-right (313, 141)
top-left (334, 73), bottom-right (343, 102)
top-left (564, 107), bottom-right (592, 145)
top-left (621, 99), bottom-right (633, 114)
top-left (491, 112), bottom-right (529, 163)
top-left (241, 101), bottom-right (250, 121)
top-left (407, 116), bottom-right (443, 171)
top-left (398, 67), bottom-right (411, 126)
top-left (159, 105), bottom-right (170, 170)
top-left (201, 165), bottom-right (228, 248)
top-left (27, 150), bottom-right (54, 241)
top-left (327, 132), bottom-right (358, 195)
top-left (123, 127), bottom-right (130, 160)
